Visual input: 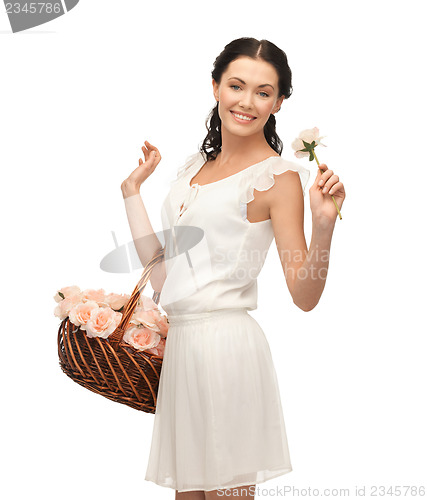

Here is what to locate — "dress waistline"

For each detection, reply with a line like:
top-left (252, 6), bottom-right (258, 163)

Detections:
top-left (166, 307), bottom-right (249, 325)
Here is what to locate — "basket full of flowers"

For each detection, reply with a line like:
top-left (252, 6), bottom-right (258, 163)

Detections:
top-left (55, 247), bottom-right (167, 413)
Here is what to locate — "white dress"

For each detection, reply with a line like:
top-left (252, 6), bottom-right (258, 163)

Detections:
top-left (144, 151), bottom-right (310, 492)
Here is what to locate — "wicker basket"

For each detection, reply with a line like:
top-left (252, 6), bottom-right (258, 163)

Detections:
top-left (57, 246), bottom-right (166, 413)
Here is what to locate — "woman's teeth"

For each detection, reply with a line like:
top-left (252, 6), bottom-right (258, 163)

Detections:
top-left (231, 111), bottom-right (255, 121)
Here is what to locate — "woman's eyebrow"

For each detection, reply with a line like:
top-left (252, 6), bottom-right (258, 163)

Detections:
top-left (227, 76), bottom-right (275, 90)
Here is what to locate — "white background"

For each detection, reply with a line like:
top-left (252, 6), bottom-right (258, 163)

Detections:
top-left (1, 1), bottom-right (426, 499)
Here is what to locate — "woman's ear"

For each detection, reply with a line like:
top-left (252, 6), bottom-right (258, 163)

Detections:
top-left (273, 95), bottom-right (285, 114)
top-left (212, 78), bottom-right (219, 102)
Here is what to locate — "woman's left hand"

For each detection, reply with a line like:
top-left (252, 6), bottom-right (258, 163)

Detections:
top-left (309, 164), bottom-right (346, 224)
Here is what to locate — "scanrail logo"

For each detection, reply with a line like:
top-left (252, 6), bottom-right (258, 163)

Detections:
top-left (4, 0), bottom-right (79, 32)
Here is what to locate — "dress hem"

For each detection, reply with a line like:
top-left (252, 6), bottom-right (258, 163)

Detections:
top-left (145, 466), bottom-right (293, 493)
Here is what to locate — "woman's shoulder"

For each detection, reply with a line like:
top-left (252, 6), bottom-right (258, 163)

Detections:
top-left (173, 151), bottom-right (205, 181)
top-left (239, 153), bottom-right (311, 203)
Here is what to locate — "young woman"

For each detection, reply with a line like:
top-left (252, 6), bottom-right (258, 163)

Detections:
top-left (121, 37), bottom-right (345, 499)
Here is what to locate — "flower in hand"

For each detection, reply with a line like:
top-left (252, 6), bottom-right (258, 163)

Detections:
top-left (291, 127), bottom-right (327, 160)
top-left (292, 127), bottom-right (344, 221)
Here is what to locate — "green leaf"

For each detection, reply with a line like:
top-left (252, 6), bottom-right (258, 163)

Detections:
top-left (58, 291), bottom-right (65, 299)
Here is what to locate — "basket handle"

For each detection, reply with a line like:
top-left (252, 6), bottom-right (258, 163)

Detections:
top-left (108, 246), bottom-right (165, 351)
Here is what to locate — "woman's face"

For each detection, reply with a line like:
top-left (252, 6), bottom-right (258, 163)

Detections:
top-left (212, 56), bottom-right (284, 138)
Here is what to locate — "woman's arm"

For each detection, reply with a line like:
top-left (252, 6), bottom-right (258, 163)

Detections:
top-left (121, 182), bottom-right (163, 266)
top-left (268, 165), bottom-right (345, 311)
top-left (121, 142), bottom-right (167, 294)
top-left (285, 216), bottom-right (335, 312)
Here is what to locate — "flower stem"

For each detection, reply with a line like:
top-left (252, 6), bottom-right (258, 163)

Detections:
top-left (312, 149), bottom-right (342, 220)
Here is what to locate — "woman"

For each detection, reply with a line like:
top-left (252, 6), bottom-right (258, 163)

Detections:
top-left (121, 37), bottom-right (345, 499)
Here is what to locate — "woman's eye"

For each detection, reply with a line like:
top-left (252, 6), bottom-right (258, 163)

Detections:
top-left (230, 85), bottom-right (269, 97)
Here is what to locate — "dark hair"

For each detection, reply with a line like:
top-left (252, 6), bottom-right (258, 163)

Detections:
top-left (200, 37), bottom-right (293, 162)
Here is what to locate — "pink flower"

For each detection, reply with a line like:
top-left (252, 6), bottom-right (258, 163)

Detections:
top-left (138, 295), bottom-right (159, 311)
top-left (69, 300), bottom-right (99, 327)
top-left (54, 294), bottom-right (83, 320)
top-left (123, 325), bottom-right (161, 352)
top-left (104, 293), bottom-right (130, 311)
top-left (130, 306), bottom-right (153, 325)
top-left (54, 286), bottom-right (82, 303)
top-left (146, 337), bottom-right (166, 357)
top-left (82, 288), bottom-right (106, 303)
top-left (130, 308), bottom-right (169, 338)
top-left (152, 311), bottom-right (169, 338)
top-left (83, 307), bottom-right (122, 339)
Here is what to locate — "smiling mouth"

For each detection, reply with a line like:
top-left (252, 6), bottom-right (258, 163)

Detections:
top-left (230, 111), bottom-right (256, 121)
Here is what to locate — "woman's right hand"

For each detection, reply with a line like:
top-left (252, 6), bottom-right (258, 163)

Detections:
top-left (121, 141), bottom-right (162, 197)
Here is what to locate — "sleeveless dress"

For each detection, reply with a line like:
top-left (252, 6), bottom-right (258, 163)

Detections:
top-left (144, 151), bottom-right (310, 492)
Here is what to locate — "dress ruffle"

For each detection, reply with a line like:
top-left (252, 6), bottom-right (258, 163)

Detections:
top-left (173, 151), bottom-right (204, 182)
top-left (240, 157), bottom-right (311, 204)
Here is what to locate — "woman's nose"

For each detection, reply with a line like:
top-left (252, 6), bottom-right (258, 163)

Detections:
top-left (239, 92), bottom-right (253, 109)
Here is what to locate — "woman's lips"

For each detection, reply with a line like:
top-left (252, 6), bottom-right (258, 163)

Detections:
top-left (230, 111), bottom-right (256, 123)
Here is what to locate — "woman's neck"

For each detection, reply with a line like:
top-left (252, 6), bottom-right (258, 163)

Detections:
top-left (218, 128), bottom-right (277, 166)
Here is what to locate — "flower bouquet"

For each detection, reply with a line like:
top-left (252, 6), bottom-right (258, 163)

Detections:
top-left (56, 247), bottom-right (166, 413)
